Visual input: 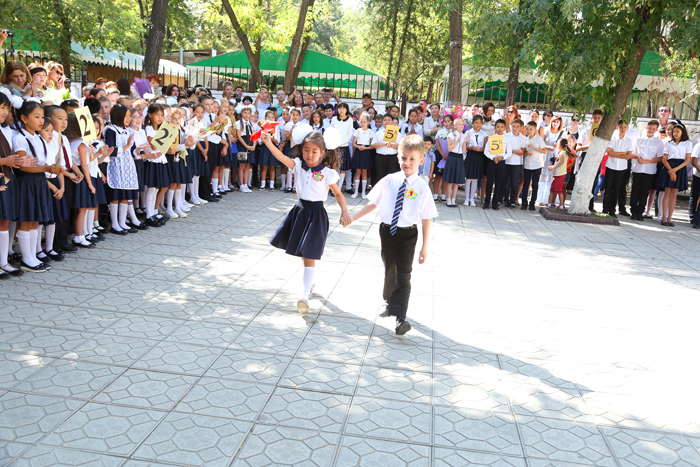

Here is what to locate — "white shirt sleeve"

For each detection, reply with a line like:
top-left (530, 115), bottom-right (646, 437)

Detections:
top-left (366, 175), bottom-right (387, 207)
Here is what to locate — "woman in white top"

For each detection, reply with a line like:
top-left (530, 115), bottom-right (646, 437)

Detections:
top-left (658, 123), bottom-right (692, 227)
top-left (537, 116), bottom-right (564, 205)
top-left (330, 102), bottom-right (354, 193)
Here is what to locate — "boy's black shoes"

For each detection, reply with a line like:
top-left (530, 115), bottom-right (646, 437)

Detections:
top-left (396, 319), bottom-right (411, 336)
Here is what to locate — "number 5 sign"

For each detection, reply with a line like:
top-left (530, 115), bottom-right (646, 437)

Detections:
top-left (489, 135), bottom-right (504, 155)
top-left (74, 106), bottom-right (95, 142)
top-left (383, 125), bottom-right (400, 143)
top-left (152, 123), bottom-right (178, 155)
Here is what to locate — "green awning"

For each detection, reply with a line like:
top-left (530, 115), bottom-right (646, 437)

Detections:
top-left (190, 48), bottom-right (377, 76)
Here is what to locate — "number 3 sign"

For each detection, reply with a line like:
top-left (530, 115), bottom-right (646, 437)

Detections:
top-left (152, 123), bottom-right (178, 155)
top-left (74, 106), bottom-right (95, 142)
top-left (383, 125), bottom-right (400, 143)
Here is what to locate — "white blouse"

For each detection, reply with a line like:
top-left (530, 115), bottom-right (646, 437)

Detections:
top-left (145, 125), bottom-right (167, 164)
top-left (664, 140), bottom-right (693, 161)
top-left (330, 116), bottom-right (354, 147)
top-left (291, 157), bottom-right (340, 202)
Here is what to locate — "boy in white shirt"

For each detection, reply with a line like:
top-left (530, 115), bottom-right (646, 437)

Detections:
top-left (348, 135), bottom-right (438, 336)
top-left (629, 120), bottom-right (664, 220)
top-left (603, 120), bottom-right (634, 218)
top-left (483, 119), bottom-right (513, 210)
top-left (522, 121), bottom-right (547, 210)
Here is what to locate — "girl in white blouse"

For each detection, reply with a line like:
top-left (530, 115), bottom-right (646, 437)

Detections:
top-left (330, 103), bottom-right (354, 193)
top-left (658, 123), bottom-right (692, 227)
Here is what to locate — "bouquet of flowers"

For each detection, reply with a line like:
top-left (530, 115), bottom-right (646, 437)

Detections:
top-left (185, 119), bottom-right (215, 144)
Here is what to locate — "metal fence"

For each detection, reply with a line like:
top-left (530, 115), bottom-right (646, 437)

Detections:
top-left (452, 79), bottom-right (700, 121)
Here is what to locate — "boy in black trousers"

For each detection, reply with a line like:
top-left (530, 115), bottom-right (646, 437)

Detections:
top-left (347, 135), bottom-right (438, 335)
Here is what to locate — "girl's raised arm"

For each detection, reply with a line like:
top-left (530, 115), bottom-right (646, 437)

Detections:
top-left (260, 131), bottom-right (295, 169)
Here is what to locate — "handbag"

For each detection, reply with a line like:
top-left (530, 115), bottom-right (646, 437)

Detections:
top-left (237, 151), bottom-right (248, 161)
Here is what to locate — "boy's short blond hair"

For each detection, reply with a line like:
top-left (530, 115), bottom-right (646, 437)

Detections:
top-left (399, 134), bottom-right (425, 155)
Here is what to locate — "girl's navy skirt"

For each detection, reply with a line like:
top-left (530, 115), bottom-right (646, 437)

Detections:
top-left (73, 175), bottom-right (97, 209)
top-left (208, 142), bottom-right (222, 169)
top-left (166, 154), bottom-right (189, 184)
top-left (145, 162), bottom-right (171, 189)
top-left (196, 147), bottom-right (209, 176)
top-left (464, 150), bottom-right (483, 179)
top-left (0, 170), bottom-right (18, 221)
top-left (351, 146), bottom-right (373, 170)
top-left (134, 159), bottom-right (146, 191)
top-left (225, 142), bottom-right (238, 168)
top-left (442, 152), bottom-right (466, 184)
top-left (17, 172), bottom-right (53, 223)
top-left (48, 178), bottom-right (68, 225)
top-left (270, 199), bottom-right (329, 260)
top-left (656, 159), bottom-right (688, 191)
top-left (259, 144), bottom-right (279, 166)
top-left (92, 176), bottom-right (108, 204)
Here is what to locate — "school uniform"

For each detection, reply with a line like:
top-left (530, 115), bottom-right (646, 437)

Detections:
top-left (373, 127), bottom-right (403, 183)
top-left (91, 141), bottom-right (108, 205)
top-left (166, 129), bottom-right (189, 184)
top-left (442, 130), bottom-right (465, 184)
top-left (70, 140), bottom-right (97, 209)
top-left (259, 125), bottom-right (281, 166)
top-left (657, 140), bottom-right (692, 191)
top-left (207, 113), bottom-right (226, 170)
top-left (331, 116), bottom-right (354, 171)
top-left (537, 130), bottom-right (564, 205)
top-left (367, 171), bottom-right (437, 320)
top-left (463, 129), bottom-right (487, 180)
top-left (269, 158), bottom-right (340, 260)
top-left (351, 128), bottom-right (374, 170)
top-left (223, 118), bottom-right (238, 168)
top-left (401, 122), bottom-right (424, 140)
top-left (630, 135), bottom-right (664, 216)
top-left (418, 150), bottom-right (435, 185)
top-left (691, 143), bottom-right (700, 227)
top-left (131, 128), bottom-right (148, 191)
top-left (40, 132), bottom-right (68, 230)
top-left (46, 132), bottom-right (75, 243)
top-left (483, 132), bottom-right (513, 209)
top-left (0, 127), bottom-right (19, 222)
top-left (603, 134), bottom-right (633, 215)
top-left (506, 133), bottom-right (528, 205)
top-left (13, 131), bottom-right (53, 223)
top-left (143, 125), bottom-right (170, 192)
top-left (522, 134), bottom-right (546, 208)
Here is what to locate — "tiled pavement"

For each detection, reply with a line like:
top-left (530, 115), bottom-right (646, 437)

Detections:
top-left (1, 189), bottom-right (699, 466)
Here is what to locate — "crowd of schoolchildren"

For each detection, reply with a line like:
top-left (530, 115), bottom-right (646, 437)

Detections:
top-left (1, 54), bottom-right (699, 279)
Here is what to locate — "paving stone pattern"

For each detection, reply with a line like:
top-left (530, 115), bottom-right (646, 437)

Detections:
top-left (1, 191), bottom-right (699, 466)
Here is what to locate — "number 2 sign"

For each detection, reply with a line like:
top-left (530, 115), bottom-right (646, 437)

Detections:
top-left (152, 123), bottom-right (178, 155)
top-left (74, 106), bottom-right (95, 143)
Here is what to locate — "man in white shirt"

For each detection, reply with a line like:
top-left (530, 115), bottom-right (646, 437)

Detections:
top-left (603, 120), bottom-right (634, 217)
top-left (505, 119), bottom-right (528, 207)
top-left (483, 119), bottom-right (513, 210)
top-left (372, 114), bottom-right (403, 183)
top-left (522, 121), bottom-right (547, 210)
top-left (629, 120), bottom-right (664, 220)
top-left (348, 135), bottom-right (437, 336)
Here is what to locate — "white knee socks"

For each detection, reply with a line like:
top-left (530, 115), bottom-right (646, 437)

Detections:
top-left (127, 202), bottom-right (141, 226)
top-left (223, 169), bottom-right (230, 190)
top-left (19, 230), bottom-right (40, 267)
top-left (281, 174), bottom-right (287, 190)
top-left (85, 210), bottom-right (95, 237)
top-left (146, 188), bottom-right (157, 218)
top-left (44, 224), bottom-right (55, 253)
top-left (109, 203), bottom-right (121, 231)
top-left (362, 180), bottom-right (368, 196)
top-left (303, 267), bottom-right (315, 299)
top-left (0, 231), bottom-right (9, 267)
top-left (344, 171), bottom-right (352, 189)
top-left (353, 179), bottom-right (360, 196)
top-left (166, 189), bottom-right (175, 214)
top-left (35, 226), bottom-right (43, 254)
top-left (118, 203), bottom-right (128, 230)
top-left (212, 178), bottom-right (219, 194)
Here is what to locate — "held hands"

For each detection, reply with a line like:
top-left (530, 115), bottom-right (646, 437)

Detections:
top-left (339, 213), bottom-right (352, 227)
top-left (54, 188), bottom-right (64, 200)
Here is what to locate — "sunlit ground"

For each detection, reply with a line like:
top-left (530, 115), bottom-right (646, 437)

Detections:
top-left (0, 189), bottom-right (699, 466)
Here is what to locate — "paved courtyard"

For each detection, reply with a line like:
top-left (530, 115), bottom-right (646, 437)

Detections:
top-left (1, 190), bottom-right (699, 467)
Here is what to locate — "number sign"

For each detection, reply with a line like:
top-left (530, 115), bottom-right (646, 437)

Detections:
top-left (383, 125), bottom-right (400, 143)
top-left (151, 123), bottom-right (178, 155)
top-left (489, 135), bottom-right (504, 155)
top-left (74, 106), bottom-right (95, 143)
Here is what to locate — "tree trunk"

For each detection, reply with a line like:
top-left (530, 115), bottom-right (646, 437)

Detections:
top-left (448, 0), bottom-right (463, 104)
top-left (53, 0), bottom-right (72, 79)
top-left (143, 0), bottom-right (169, 76)
top-left (505, 61), bottom-right (520, 107)
top-left (137, 0), bottom-right (146, 52)
top-left (289, 32), bottom-right (312, 91)
top-left (383, 0), bottom-right (400, 99)
top-left (284, 0), bottom-right (315, 93)
top-left (568, 42), bottom-right (647, 214)
top-left (391, 0), bottom-right (415, 102)
top-left (222, 0), bottom-right (264, 90)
